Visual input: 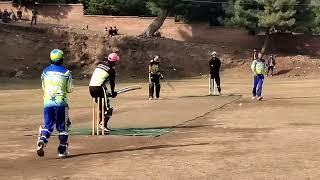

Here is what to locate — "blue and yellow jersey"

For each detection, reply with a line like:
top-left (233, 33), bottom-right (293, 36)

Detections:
top-left (251, 59), bottom-right (266, 75)
top-left (41, 64), bottom-right (73, 107)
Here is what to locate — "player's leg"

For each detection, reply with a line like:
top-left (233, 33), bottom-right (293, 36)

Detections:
top-left (149, 74), bottom-right (155, 99)
top-left (257, 75), bottom-right (264, 100)
top-left (215, 73), bottom-right (221, 95)
top-left (56, 106), bottom-right (70, 158)
top-left (209, 74), bottom-right (214, 95)
top-left (252, 75), bottom-right (259, 99)
top-left (155, 74), bottom-right (161, 99)
top-left (37, 107), bottom-right (55, 157)
top-left (103, 98), bottom-right (113, 131)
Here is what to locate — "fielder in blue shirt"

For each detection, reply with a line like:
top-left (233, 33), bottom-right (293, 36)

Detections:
top-left (37, 49), bottom-right (73, 158)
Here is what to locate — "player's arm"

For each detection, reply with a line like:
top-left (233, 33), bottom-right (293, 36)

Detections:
top-left (110, 76), bottom-right (115, 94)
top-left (251, 60), bottom-right (257, 75)
top-left (209, 60), bottom-right (213, 70)
top-left (273, 57), bottom-right (276, 66)
top-left (41, 73), bottom-right (45, 91)
top-left (108, 69), bottom-right (117, 98)
top-left (148, 65), bottom-right (152, 73)
top-left (67, 72), bottom-right (73, 93)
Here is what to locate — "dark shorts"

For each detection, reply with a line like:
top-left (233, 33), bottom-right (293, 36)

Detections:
top-left (89, 86), bottom-right (104, 98)
top-left (150, 74), bottom-right (160, 84)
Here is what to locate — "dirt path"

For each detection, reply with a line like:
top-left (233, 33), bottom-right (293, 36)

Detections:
top-left (0, 73), bottom-right (320, 179)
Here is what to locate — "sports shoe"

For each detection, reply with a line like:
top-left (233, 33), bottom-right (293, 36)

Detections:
top-left (57, 150), bottom-right (70, 158)
top-left (156, 97), bottom-right (162, 100)
top-left (36, 140), bottom-right (45, 157)
top-left (57, 144), bottom-right (70, 158)
top-left (99, 124), bottom-right (110, 133)
top-left (148, 97), bottom-right (153, 100)
top-left (103, 127), bottom-right (111, 133)
top-left (252, 96), bottom-right (256, 100)
top-left (258, 96), bottom-right (263, 101)
top-left (218, 91), bottom-right (221, 96)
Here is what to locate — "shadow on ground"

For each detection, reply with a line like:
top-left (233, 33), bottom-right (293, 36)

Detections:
top-left (266, 96), bottom-right (320, 101)
top-left (69, 143), bottom-right (209, 158)
top-left (274, 69), bottom-right (291, 76)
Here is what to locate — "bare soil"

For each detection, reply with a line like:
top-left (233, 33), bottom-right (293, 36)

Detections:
top-left (1, 23), bottom-right (320, 81)
top-left (1, 22), bottom-right (320, 179)
top-left (0, 71), bottom-right (320, 179)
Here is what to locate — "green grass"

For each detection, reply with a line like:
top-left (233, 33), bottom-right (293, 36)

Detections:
top-left (69, 127), bottom-right (172, 137)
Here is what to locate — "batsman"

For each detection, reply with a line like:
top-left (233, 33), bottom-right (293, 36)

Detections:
top-left (37, 49), bottom-right (73, 158)
top-left (148, 55), bottom-right (163, 100)
top-left (89, 53), bottom-right (120, 132)
top-left (209, 51), bottom-right (222, 95)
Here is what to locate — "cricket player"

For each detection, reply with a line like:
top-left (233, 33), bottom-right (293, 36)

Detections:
top-left (266, 54), bottom-right (276, 77)
top-left (37, 49), bottom-right (73, 158)
top-left (149, 55), bottom-right (162, 100)
top-left (252, 48), bottom-right (258, 60)
top-left (89, 53), bottom-right (119, 132)
top-left (251, 52), bottom-right (266, 101)
top-left (209, 51), bottom-right (221, 95)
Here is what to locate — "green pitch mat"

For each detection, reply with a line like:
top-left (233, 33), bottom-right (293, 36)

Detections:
top-left (69, 127), bottom-right (172, 137)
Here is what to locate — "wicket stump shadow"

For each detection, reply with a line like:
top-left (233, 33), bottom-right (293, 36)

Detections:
top-left (69, 143), bottom-right (209, 158)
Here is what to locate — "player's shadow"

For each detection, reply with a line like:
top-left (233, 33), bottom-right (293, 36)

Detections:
top-left (69, 143), bottom-right (209, 158)
top-left (266, 96), bottom-right (320, 100)
top-left (178, 94), bottom-right (242, 98)
top-left (274, 69), bottom-right (291, 76)
top-left (289, 122), bottom-right (320, 127)
top-left (154, 125), bottom-right (215, 129)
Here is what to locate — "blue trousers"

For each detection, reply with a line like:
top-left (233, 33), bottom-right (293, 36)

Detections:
top-left (39, 106), bottom-right (69, 153)
top-left (252, 74), bottom-right (264, 97)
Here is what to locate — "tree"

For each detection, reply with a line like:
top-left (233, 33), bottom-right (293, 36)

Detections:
top-left (85, 0), bottom-right (147, 15)
top-left (293, 0), bottom-right (314, 33)
top-left (141, 0), bottom-right (183, 37)
top-left (141, 0), bottom-right (229, 37)
top-left (12, 0), bottom-right (80, 4)
top-left (225, 0), bottom-right (311, 53)
top-left (311, 0), bottom-right (320, 33)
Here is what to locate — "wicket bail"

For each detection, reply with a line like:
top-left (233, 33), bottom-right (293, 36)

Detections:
top-left (92, 98), bottom-right (105, 135)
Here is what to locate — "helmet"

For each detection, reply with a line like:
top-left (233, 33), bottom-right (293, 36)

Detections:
top-left (211, 51), bottom-right (217, 56)
top-left (154, 55), bottom-right (159, 61)
top-left (50, 49), bottom-right (64, 64)
top-left (107, 53), bottom-right (120, 62)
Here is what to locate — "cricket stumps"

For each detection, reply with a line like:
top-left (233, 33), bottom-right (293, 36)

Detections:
top-left (92, 98), bottom-right (105, 135)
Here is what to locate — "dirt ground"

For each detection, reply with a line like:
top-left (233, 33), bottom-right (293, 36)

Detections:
top-left (0, 70), bottom-right (320, 179)
top-left (2, 23), bottom-right (320, 81)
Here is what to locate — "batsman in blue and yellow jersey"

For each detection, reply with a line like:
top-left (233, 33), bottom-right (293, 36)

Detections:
top-left (37, 49), bottom-right (73, 158)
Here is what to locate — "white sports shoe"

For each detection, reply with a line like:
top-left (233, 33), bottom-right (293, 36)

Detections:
top-left (99, 124), bottom-right (111, 133)
top-left (252, 96), bottom-right (256, 100)
top-left (57, 150), bottom-right (70, 158)
top-left (258, 96), bottom-right (263, 101)
top-left (36, 140), bottom-right (45, 157)
top-left (149, 97), bottom-right (153, 100)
